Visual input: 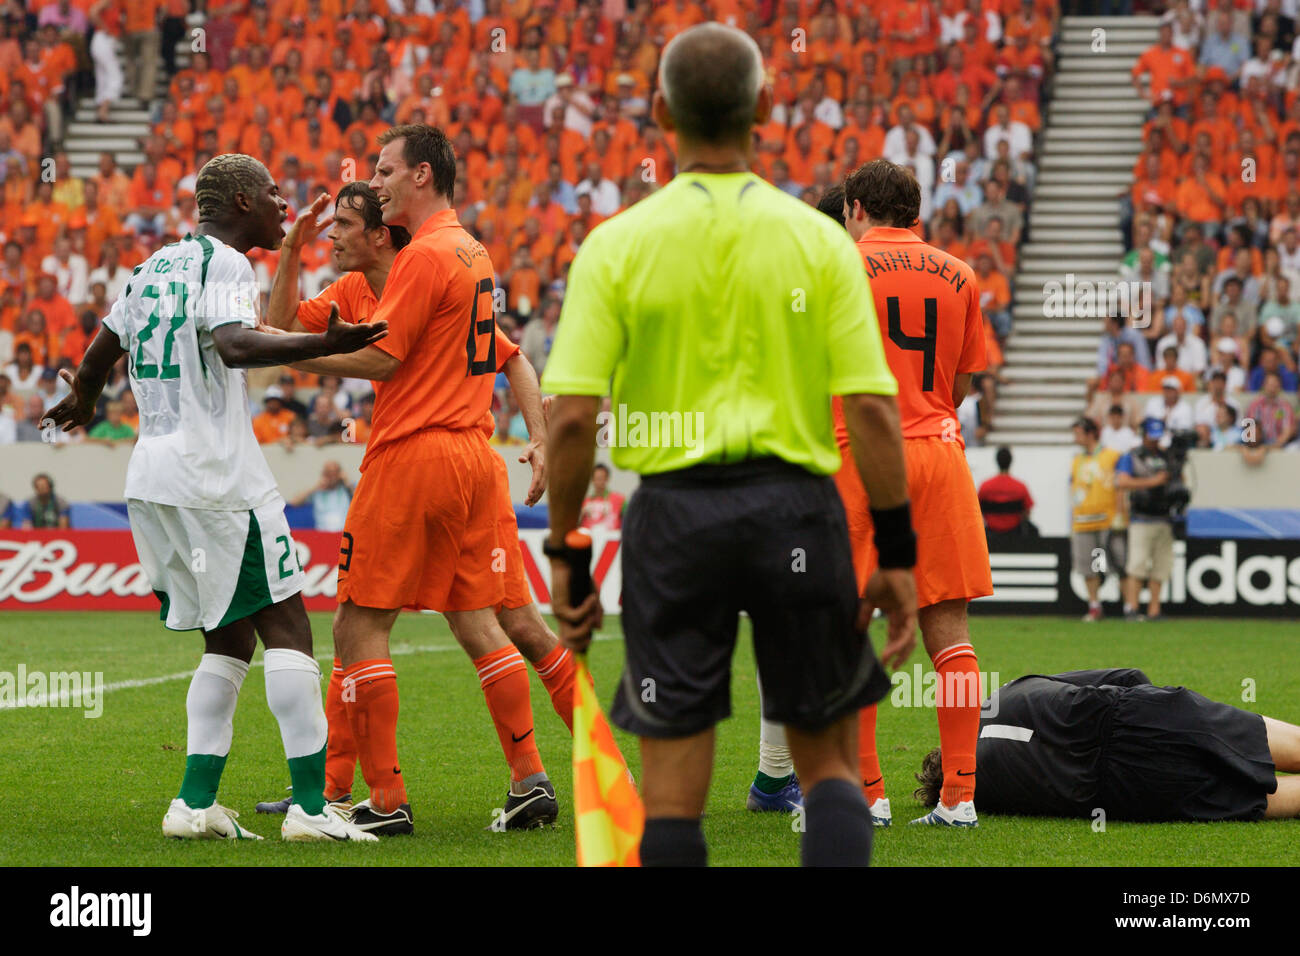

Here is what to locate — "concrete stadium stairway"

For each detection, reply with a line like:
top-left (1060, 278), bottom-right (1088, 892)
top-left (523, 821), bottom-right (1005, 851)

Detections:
top-left (64, 16), bottom-right (204, 180)
top-left (989, 13), bottom-right (1159, 447)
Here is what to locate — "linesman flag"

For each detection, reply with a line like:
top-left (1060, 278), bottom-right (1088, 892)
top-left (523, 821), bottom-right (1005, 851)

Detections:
top-left (573, 654), bottom-right (643, 866)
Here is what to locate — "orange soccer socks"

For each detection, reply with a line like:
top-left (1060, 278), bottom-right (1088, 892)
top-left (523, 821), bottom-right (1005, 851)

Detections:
top-left (474, 646), bottom-right (545, 785)
top-left (858, 703), bottom-right (886, 805)
top-left (532, 644), bottom-right (577, 733)
top-left (342, 659), bottom-right (407, 814)
top-left (932, 642), bottom-right (980, 807)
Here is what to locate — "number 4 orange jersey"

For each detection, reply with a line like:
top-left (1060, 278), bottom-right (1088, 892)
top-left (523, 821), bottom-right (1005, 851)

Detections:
top-left (834, 226), bottom-right (986, 449)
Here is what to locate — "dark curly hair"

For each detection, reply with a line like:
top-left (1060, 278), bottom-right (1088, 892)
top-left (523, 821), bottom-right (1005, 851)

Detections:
top-left (914, 746), bottom-right (943, 807)
top-left (843, 159), bottom-right (921, 228)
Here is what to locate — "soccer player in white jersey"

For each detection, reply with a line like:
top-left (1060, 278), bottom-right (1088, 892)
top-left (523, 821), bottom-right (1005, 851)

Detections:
top-left (46, 154), bottom-right (387, 843)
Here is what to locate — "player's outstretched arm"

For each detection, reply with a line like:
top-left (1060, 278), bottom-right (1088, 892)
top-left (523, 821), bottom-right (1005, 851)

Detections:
top-left (502, 352), bottom-right (548, 506)
top-left (213, 304), bottom-right (388, 369)
top-left (266, 193), bottom-right (332, 332)
top-left (45, 327), bottom-right (127, 432)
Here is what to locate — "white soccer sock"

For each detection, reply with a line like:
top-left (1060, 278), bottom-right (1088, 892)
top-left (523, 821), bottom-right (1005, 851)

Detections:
top-left (756, 673), bottom-right (794, 778)
top-left (263, 648), bottom-right (328, 759)
top-left (186, 653), bottom-right (249, 756)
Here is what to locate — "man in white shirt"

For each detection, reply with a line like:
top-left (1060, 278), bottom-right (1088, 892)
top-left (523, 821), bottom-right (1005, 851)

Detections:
top-left (574, 160), bottom-right (621, 217)
top-left (1194, 370), bottom-right (1231, 432)
top-left (1156, 313), bottom-right (1208, 375)
top-left (542, 74), bottom-right (595, 139)
top-left (883, 104), bottom-right (936, 163)
top-left (1143, 377), bottom-right (1196, 436)
top-left (40, 235), bottom-right (89, 306)
top-left (1100, 404), bottom-right (1140, 453)
top-left (983, 103), bottom-right (1034, 162)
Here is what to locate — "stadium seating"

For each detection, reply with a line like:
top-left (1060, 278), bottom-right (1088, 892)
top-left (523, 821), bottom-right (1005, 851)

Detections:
top-left (2, 0), bottom-right (1060, 501)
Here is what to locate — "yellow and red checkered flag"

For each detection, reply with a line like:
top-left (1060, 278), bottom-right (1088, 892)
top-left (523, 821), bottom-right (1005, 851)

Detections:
top-left (573, 654), bottom-right (643, 866)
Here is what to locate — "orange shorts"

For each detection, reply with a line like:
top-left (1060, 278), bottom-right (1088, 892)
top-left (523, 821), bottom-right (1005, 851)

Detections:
top-left (337, 428), bottom-right (505, 613)
top-left (490, 451), bottom-right (533, 610)
top-left (833, 436), bottom-right (993, 608)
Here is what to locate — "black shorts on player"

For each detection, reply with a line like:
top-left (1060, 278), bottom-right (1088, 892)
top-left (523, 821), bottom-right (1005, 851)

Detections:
top-left (610, 458), bottom-right (891, 739)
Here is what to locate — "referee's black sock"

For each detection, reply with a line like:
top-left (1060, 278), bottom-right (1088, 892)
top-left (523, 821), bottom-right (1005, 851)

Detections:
top-left (641, 817), bottom-right (707, 867)
top-left (802, 778), bottom-right (872, 867)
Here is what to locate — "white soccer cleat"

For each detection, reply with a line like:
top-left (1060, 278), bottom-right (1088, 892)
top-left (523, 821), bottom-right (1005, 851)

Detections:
top-left (867, 797), bottom-right (892, 828)
top-left (163, 798), bottom-right (263, 840)
top-left (909, 799), bottom-right (978, 827)
top-left (282, 802), bottom-right (379, 842)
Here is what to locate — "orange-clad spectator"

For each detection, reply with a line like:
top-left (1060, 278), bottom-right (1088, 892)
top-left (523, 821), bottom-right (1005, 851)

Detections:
top-left (32, 273), bottom-right (78, 339)
top-left (933, 216), bottom-right (968, 262)
top-left (476, 218), bottom-right (510, 275)
top-left (252, 391), bottom-right (299, 445)
top-left (931, 45), bottom-right (999, 107)
top-left (974, 251), bottom-right (1012, 339)
top-left (1131, 22), bottom-right (1195, 107)
top-left (552, 218), bottom-right (587, 276)
top-left (488, 103), bottom-right (539, 157)
top-left (239, 103), bottom-right (286, 157)
top-left (13, 218), bottom-right (44, 274)
top-left (649, 0), bottom-right (705, 43)
top-left (0, 101), bottom-right (41, 164)
top-left (502, 246), bottom-right (542, 315)
top-left (967, 217), bottom-right (1019, 274)
top-left (475, 0), bottom-right (519, 52)
top-left (783, 124), bottom-right (824, 187)
top-left (76, 181), bottom-right (120, 269)
top-left (1002, 76), bottom-right (1041, 131)
top-left (273, 17), bottom-right (330, 72)
top-left (234, 3), bottom-right (283, 50)
top-left (60, 310), bottom-right (99, 368)
top-left (997, 31), bottom-right (1047, 85)
top-left (125, 161), bottom-right (170, 234)
top-left (892, 71), bottom-right (938, 128)
top-left (178, 49), bottom-right (220, 102)
top-left (1214, 228), bottom-right (1264, 275)
top-left (225, 44), bottom-right (273, 100)
top-left (154, 100), bottom-right (196, 156)
top-left (13, 310), bottom-right (51, 366)
top-left (1175, 154), bottom-right (1229, 227)
top-left (28, 182), bottom-right (70, 249)
top-left (267, 63), bottom-right (306, 124)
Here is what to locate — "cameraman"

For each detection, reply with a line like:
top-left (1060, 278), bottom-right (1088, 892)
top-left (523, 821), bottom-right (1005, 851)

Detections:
top-left (1115, 418), bottom-right (1180, 621)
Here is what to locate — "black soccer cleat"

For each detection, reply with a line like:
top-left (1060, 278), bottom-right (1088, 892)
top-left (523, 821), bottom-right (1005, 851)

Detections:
top-left (347, 798), bottom-right (414, 836)
top-left (500, 779), bottom-right (559, 830)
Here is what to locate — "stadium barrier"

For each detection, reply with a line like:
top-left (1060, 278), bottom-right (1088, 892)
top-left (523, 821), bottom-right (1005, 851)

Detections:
top-left (6, 527), bottom-right (1296, 618)
top-left (0, 528), bottom-right (624, 615)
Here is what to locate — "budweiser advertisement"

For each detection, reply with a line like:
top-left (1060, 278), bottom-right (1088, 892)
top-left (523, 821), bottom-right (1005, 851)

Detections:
top-left (0, 529), bottom-right (624, 615)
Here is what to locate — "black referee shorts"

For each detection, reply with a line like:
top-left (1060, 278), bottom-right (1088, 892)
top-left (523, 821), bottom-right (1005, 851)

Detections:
top-left (610, 458), bottom-right (891, 739)
top-left (1099, 685), bottom-right (1277, 822)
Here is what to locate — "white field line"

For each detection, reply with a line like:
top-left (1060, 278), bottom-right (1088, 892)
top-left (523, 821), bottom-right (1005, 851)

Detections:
top-left (1, 635), bottom-right (615, 712)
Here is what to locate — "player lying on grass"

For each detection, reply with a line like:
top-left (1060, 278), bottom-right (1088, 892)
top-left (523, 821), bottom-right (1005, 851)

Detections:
top-left (252, 183), bottom-right (581, 830)
top-left (44, 153), bottom-right (386, 843)
top-left (914, 669), bottom-right (1300, 821)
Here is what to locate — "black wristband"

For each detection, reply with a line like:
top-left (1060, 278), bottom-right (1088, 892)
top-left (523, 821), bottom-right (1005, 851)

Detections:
top-left (870, 501), bottom-right (917, 569)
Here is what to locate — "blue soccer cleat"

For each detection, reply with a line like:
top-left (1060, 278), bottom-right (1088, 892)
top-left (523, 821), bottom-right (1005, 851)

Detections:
top-left (746, 774), bottom-right (803, 812)
top-left (910, 800), bottom-right (979, 827)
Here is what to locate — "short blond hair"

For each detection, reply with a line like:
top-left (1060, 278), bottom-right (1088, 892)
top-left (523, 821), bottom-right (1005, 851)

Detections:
top-left (195, 153), bottom-right (272, 220)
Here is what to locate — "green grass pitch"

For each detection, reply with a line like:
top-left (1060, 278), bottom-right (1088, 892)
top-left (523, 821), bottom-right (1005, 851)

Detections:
top-left (1, 611), bottom-right (1294, 866)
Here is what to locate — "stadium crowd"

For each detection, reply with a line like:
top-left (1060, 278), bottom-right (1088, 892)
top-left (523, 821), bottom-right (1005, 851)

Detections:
top-left (1100, 1), bottom-right (1300, 458)
top-left (0, 0), bottom-right (1054, 455)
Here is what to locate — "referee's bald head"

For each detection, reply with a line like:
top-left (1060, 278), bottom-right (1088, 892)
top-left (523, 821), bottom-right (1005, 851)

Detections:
top-left (655, 23), bottom-right (768, 145)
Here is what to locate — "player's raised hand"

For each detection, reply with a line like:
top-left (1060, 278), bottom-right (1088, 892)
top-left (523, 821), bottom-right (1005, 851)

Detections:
top-left (520, 439), bottom-right (546, 506)
top-left (284, 193), bottom-right (334, 251)
top-left (44, 368), bottom-right (97, 432)
top-left (859, 567), bottom-right (918, 671)
top-left (323, 302), bottom-right (388, 353)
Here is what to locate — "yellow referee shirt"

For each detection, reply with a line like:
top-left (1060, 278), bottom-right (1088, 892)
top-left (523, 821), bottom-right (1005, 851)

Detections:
top-left (540, 171), bottom-right (897, 476)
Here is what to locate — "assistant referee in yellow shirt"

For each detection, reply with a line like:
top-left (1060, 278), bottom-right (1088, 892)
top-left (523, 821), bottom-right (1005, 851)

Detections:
top-left (542, 23), bottom-right (919, 867)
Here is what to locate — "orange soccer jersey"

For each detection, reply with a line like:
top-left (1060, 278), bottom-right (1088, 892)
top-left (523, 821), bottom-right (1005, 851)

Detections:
top-left (832, 227), bottom-right (992, 608)
top-left (302, 231), bottom-right (510, 614)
